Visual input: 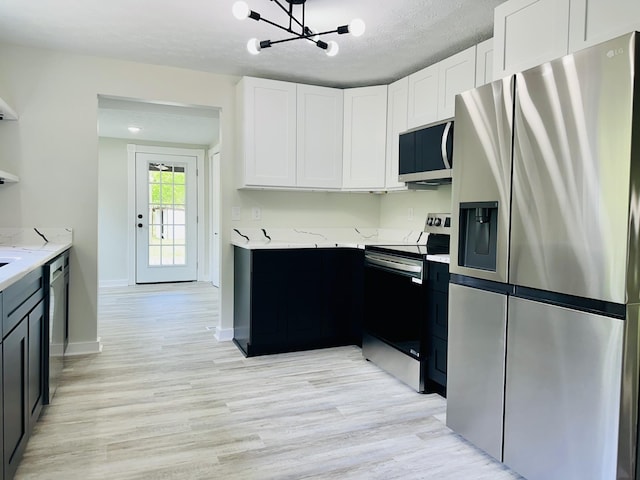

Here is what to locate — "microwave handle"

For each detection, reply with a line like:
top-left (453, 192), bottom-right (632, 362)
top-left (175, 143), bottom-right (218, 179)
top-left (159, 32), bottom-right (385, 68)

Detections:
top-left (441, 121), bottom-right (452, 169)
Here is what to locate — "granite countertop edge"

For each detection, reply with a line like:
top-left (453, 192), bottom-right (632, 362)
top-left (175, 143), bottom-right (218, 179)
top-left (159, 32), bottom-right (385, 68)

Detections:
top-left (0, 242), bottom-right (73, 292)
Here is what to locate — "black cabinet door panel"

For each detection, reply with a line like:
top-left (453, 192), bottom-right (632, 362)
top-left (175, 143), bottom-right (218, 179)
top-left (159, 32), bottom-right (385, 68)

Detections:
top-left (428, 291), bottom-right (449, 340)
top-left (427, 335), bottom-right (448, 386)
top-left (3, 319), bottom-right (28, 480)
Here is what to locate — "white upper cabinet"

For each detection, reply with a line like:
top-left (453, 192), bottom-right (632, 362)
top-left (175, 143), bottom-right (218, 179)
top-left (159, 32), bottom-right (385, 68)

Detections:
top-left (493, 0), bottom-right (571, 78)
top-left (407, 63), bottom-right (440, 129)
top-left (569, 0), bottom-right (640, 52)
top-left (385, 77), bottom-right (409, 191)
top-left (342, 85), bottom-right (388, 190)
top-left (296, 85), bottom-right (343, 189)
top-left (475, 38), bottom-right (494, 87)
top-left (237, 77), bottom-right (297, 188)
top-left (438, 45), bottom-right (477, 120)
top-left (407, 45), bottom-right (476, 128)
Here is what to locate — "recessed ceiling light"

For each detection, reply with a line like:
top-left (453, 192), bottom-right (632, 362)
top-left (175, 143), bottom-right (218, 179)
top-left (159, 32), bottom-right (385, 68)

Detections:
top-left (128, 126), bottom-right (142, 133)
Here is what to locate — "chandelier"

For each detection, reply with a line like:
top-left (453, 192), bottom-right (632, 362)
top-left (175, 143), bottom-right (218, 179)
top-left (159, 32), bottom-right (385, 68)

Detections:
top-left (232, 0), bottom-right (365, 57)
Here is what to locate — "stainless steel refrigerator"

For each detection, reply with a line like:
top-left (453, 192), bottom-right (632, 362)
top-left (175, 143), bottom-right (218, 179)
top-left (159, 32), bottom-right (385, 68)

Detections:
top-left (447, 32), bottom-right (640, 480)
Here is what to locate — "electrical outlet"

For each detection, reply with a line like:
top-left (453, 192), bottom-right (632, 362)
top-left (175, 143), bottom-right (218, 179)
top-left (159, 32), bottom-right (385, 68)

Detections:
top-left (252, 207), bottom-right (262, 221)
top-left (231, 206), bottom-right (241, 221)
top-left (408, 208), bottom-right (414, 221)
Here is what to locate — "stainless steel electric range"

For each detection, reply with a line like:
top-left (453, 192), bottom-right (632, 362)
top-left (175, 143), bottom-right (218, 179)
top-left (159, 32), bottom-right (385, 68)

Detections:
top-left (362, 213), bottom-right (450, 393)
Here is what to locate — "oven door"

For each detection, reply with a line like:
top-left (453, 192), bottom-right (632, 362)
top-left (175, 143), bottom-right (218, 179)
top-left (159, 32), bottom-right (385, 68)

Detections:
top-left (363, 251), bottom-right (425, 359)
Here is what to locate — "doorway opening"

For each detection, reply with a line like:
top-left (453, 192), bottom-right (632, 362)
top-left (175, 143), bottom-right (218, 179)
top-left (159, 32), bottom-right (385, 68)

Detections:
top-left (97, 95), bottom-right (221, 287)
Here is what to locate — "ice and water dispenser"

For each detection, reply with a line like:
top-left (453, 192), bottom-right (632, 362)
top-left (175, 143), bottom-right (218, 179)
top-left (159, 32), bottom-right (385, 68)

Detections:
top-left (457, 201), bottom-right (498, 271)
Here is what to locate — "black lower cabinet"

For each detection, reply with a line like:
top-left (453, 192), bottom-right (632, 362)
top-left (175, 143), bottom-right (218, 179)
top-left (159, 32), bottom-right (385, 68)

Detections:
top-left (1, 266), bottom-right (46, 480)
top-left (425, 261), bottom-right (449, 394)
top-left (3, 320), bottom-right (28, 480)
top-left (233, 247), bottom-right (363, 357)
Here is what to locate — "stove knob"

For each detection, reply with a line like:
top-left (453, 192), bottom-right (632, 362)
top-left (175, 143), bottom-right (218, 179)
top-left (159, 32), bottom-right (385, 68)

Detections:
top-left (427, 218), bottom-right (433, 226)
top-left (434, 218), bottom-right (442, 226)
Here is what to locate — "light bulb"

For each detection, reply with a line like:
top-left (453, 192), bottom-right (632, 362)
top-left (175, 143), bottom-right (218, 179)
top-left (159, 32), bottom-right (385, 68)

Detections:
top-left (128, 126), bottom-right (142, 133)
top-left (232, 1), bottom-right (250, 20)
top-left (247, 38), bottom-right (261, 55)
top-left (349, 18), bottom-right (365, 37)
top-left (326, 41), bottom-right (339, 57)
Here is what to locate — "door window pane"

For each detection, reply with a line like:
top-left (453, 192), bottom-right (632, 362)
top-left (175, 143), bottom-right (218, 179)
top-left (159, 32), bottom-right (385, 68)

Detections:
top-left (146, 161), bottom-right (190, 267)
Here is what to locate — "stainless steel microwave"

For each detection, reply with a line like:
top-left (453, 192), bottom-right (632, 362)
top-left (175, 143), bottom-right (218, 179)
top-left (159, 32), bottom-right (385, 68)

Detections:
top-left (398, 120), bottom-right (453, 185)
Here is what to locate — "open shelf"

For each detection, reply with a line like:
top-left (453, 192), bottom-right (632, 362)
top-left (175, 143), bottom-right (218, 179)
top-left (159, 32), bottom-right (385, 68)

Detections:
top-left (0, 97), bottom-right (18, 121)
top-left (0, 170), bottom-right (19, 184)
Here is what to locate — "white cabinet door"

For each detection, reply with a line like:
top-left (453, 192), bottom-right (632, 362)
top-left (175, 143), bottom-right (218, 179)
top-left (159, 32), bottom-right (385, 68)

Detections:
top-left (407, 63), bottom-right (439, 129)
top-left (237, 77), bottom-right (297, 187)
top-left (569, 0), bottom-right (640, 52)
top-left (296, 84), bottom-right (343, 189)
top-left (342, 86), bottom-right (388, 190)
top-left (385, 77), bottom-right (409, 191)
top-left (438, 45), bottom-right (477, 119)
top-left (475, 38), bottom-right (494, 87)
top-left (493, 0), bottom-right (570, 78)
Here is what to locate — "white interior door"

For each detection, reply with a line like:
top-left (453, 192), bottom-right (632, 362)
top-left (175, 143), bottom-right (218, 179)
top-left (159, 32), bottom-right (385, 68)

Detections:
top-left (210, 151), bottom-right (221, 287)
top-left (135, 152), bottom-right (197, 283)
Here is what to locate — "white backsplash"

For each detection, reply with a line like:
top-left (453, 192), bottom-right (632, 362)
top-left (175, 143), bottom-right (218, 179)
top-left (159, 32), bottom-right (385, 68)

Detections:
top-left (0, 227), bottom-right (73, 248)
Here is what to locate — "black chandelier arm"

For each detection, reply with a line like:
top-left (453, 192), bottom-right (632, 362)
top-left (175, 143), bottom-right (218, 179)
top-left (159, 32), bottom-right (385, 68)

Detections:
top-left (268, 0), bottom-right (305, 32)
top-left (258, 15), bottom-right (299, 36)
top-left (260, 27), bottom-right (343, 47)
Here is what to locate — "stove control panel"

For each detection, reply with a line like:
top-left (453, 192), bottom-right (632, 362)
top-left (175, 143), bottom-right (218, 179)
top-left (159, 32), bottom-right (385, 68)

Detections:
top-left (424, 213), bottom-right (451, 234)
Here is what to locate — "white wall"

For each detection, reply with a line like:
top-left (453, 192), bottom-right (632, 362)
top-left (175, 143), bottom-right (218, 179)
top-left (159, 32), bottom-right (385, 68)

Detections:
top-left (232, 190), bottom-right (381, 228)
top-left (0, 43), bottom-right (238, 348)
top-left (378, 186), bottom-right (453, 230)
top-left (97, 138), bottom-right (129, 286)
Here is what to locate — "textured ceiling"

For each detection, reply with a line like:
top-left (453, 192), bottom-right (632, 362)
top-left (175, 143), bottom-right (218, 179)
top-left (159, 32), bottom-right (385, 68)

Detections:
top-left (0, 0), bottom-right (507, 88)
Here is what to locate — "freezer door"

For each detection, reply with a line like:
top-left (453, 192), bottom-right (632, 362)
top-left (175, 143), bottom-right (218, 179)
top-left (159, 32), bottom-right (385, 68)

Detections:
top-left (446, 283), bottom-right (507, 461)
top-left (450, 77), bottom-right (513, 283)
top-left (510, 33), bottom-right (635, 303)
top-left (503, 297), bottom-right (624, 480)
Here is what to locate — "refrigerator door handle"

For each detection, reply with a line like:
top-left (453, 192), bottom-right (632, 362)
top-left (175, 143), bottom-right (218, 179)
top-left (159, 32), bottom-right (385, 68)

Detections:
top-left (441, 121), bottom-right (452, 169)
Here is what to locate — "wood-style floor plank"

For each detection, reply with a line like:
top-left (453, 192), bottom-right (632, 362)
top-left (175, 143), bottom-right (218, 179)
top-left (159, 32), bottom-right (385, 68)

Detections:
top-left (15, 282), bottom-right (521, 479)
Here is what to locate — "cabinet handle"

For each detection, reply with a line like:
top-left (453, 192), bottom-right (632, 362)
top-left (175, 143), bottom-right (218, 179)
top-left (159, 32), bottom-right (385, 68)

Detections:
top-left (441, 121), bottom-right (452, 169)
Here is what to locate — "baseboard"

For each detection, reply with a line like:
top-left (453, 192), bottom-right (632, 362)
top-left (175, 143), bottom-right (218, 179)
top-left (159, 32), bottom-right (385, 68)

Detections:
top-left (99, 279), bottom-right (128, 288)
top-left (65, 337), bottom-right (103, 356)
top-left (214, 327), bottom-right (234, 342)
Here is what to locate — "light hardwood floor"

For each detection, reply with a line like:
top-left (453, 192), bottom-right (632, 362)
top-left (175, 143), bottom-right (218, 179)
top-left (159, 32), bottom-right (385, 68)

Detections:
top-left (15, 282), bottom-right (521, 479)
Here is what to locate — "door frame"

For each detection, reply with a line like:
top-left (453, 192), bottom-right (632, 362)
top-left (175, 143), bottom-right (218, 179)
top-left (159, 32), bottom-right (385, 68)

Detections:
top-left (209, 149), bottom-right (221, 287)
top-left (127, 144), bottom-right (205, 285)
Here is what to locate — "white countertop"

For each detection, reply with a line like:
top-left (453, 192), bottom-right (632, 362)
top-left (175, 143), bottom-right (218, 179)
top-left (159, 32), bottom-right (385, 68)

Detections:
top-left (231, 227), bottom-right (432, 251)
top-left (0, 228), bottom-right (73, 291)
top-left (230, 227), bottom-right (451, 264)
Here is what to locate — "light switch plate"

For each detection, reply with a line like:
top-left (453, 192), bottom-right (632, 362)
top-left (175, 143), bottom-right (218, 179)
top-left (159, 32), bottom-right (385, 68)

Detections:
top-left (252, 207), bottom-right (261, 221)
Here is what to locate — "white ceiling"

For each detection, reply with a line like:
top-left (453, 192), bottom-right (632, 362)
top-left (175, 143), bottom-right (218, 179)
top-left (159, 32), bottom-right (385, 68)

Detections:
top-left (97, 97), bottom-right (220, 146)
top-left (0, 0), bottom-right (507, 144)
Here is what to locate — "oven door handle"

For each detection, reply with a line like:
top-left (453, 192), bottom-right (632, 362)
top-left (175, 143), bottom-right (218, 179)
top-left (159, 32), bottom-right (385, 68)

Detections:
top-left (365, 255), bottom-right (423, 279)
